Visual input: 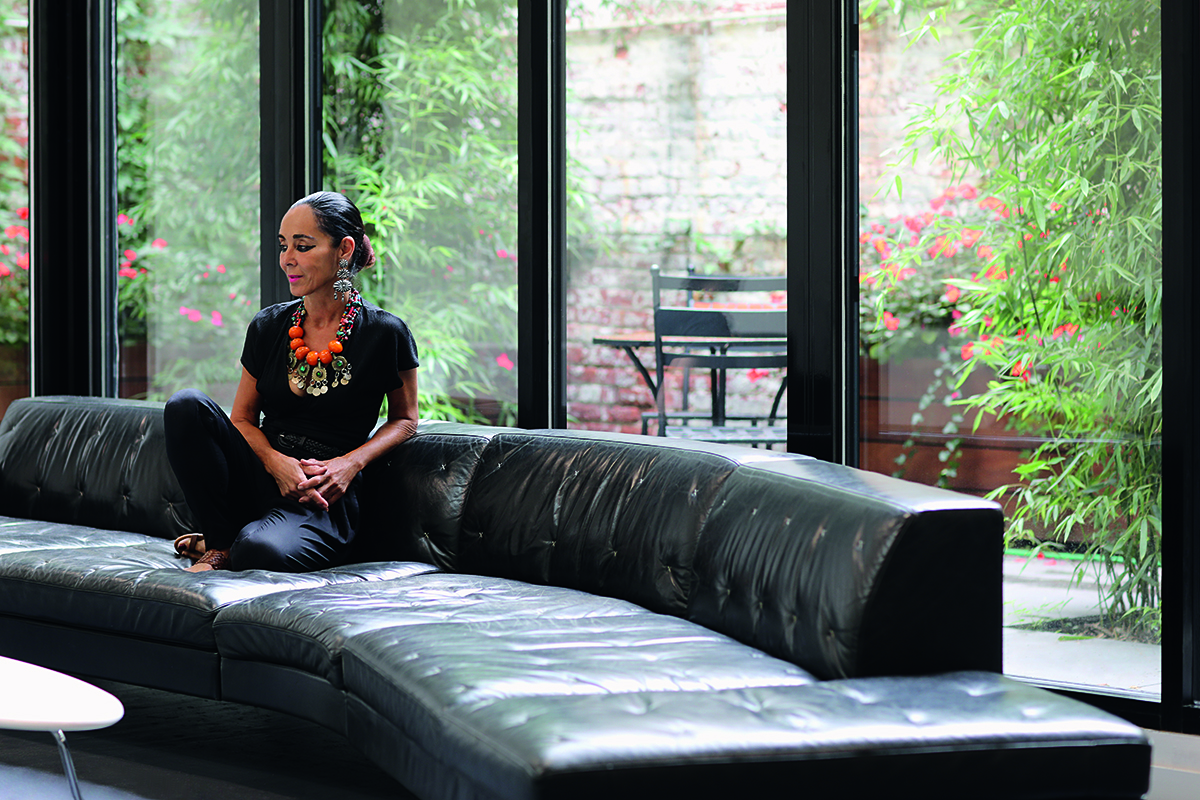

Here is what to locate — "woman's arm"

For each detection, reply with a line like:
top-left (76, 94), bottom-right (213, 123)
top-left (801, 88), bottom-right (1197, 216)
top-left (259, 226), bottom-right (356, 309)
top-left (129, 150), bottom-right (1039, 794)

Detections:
top-left (296, 368), bottom-right (419, 506)
top-left (229, 367), bottom-right (327, 508)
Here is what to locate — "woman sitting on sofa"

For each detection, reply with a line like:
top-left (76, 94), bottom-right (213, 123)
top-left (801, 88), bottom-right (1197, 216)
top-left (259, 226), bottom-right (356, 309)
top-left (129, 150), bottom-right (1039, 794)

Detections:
top-left (164, 191), bottom-right (419, 573)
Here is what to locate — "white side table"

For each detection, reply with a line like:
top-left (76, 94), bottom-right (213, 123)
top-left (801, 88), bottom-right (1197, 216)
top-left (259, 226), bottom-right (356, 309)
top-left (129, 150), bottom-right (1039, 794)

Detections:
top-left (0, 655), bottom-right (125, 800)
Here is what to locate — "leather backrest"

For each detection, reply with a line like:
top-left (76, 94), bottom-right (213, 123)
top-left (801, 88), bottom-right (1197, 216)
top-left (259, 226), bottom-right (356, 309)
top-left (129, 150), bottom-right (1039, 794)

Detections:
top-left (457, 430), bottom-right (753, 616)
top-left (688, 459), bottom-right (1003, 680)
top-left (0, 396), bottom-right (195, 539)
top-left (360, 422), bottom-right (511, 566)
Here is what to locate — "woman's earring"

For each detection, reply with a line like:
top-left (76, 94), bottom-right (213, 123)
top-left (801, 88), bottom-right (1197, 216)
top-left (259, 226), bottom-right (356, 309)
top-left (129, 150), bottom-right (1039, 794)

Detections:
top-left (334, 257), bottom-right (353, 301)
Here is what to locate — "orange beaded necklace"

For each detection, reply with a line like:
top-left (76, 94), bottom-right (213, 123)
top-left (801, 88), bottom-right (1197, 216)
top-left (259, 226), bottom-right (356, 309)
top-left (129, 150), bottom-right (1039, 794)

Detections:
top-left (286, 290), bottom-right (362, 395)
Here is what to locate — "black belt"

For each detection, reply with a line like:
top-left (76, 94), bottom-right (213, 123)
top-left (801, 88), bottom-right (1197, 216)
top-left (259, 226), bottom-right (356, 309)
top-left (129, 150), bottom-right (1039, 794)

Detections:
top-left (268, 430), bottom-right (344, 460)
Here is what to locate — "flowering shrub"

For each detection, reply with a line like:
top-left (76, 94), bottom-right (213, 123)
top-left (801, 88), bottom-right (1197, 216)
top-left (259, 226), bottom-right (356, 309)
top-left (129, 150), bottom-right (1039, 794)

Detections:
top-left (0, 205), bottom-right (29, 345)
top-left (866, 0), bottom-right (1162, 637)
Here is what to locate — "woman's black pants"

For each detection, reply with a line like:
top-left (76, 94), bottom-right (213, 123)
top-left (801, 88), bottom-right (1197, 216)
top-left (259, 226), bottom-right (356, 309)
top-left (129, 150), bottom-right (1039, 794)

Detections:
top-left (163, 388), bottom-right (361, 572)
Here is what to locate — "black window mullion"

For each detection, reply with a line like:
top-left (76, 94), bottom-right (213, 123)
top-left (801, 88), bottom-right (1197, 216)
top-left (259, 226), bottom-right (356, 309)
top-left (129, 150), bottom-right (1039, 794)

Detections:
top-left (259, 0), bottom-right (322, 310)
top-left (788, 0), bottom-right (852, 462)
top-left (517, 0), bottom-right (562, 429)
top-left (1161, 0), bottom-right (1199, 731)
top-left (29, 0), bottom-right (117, 398)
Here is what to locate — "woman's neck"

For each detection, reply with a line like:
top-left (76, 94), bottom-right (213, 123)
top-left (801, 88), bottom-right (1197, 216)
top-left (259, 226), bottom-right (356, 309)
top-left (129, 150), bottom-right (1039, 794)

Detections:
top-left (302, 294), bottom-right (347, 328)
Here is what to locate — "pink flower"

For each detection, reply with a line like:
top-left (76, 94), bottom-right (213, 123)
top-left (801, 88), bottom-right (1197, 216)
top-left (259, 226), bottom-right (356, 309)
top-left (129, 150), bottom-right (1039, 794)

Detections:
top-left (0, 264), bottom-right (9, 277)
top-left (211, 311), bottom-right (223, 327)
top-left (216, 264), bottom-right (226, 274)
top-left (958, 185), bottom-right (978, 200)
top-left (747, 368), bottom-right (771, 382)
top-left (495, 352), bottom-right (514, 371)
top-left (188, 309), bottom-right (202, 322)
top-left (229, 292), bottom-right (238, 300)
top-left (123, 249), bottom-right (137, 261)
top-left (0, 244), bottom-right (9, 255)
top-left (16, 252), bottom-right (28, 270)
top-left (5, 225), bottom-right (28, 241)
top-left (446, 265), bottom-right (454, 272)
top-left (944, 284), bottom-right (961, 303)
top-left (151, 238), bottom-right (168, 249)
top-left (117, 213), bottom-right (133, 226)
top-left (16, 207), bottom-right (28, 220)
top-left (977, 245), bottom-right (994, 261)
top-left (118, 267), bottom-right (138, 279)
top-left (882, 311), bottom-right (900, 331)
top-left (202, 272), bottom-right (210, 279)
top-left (496, 248), bottom-right (509, 259)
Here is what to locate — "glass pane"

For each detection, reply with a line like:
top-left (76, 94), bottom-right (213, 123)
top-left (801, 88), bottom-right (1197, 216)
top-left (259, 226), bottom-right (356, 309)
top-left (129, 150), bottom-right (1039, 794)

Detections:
top-left (564, 1), bottom-right (788, 443)
top-left (858, 2), bottom-right (1161, 695)
top-left (116, 0), bottom-right (261, 405)
top-left (0, 4), bottom-right (27, 421)
top-left (322, 0), bottom-right (518, 425)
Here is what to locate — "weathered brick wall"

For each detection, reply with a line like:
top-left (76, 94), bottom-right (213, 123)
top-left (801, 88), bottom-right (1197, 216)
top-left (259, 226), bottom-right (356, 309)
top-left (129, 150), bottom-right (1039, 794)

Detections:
top-left (565, 5), bottom-right (788, 433)
top-left (859, 15), bottom-right (972, 217)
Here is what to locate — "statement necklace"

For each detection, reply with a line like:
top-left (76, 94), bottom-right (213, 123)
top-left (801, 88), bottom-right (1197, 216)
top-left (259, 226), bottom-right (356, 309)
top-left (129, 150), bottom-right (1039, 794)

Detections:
top-left (286, 289), bottom-right (362, 396)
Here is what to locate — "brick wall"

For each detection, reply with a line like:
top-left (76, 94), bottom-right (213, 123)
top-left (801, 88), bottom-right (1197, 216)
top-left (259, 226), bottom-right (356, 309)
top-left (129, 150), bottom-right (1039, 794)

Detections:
top-left (565, 5), bottom-right (788, 433)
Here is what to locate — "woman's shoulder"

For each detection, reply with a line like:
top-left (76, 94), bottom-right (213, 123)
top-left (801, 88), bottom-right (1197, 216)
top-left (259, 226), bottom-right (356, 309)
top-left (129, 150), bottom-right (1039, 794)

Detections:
top-left (249, 300), bottom-right (302, 330)
top-left (360, 301), bottom-right (413, 335)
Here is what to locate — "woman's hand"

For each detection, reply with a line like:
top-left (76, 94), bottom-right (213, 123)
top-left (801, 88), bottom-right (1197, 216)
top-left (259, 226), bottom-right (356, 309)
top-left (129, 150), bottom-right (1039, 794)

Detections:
top-left (296, 456), bottom-right (360, 507)
top-left (263, 450), bottom-right (330, 510)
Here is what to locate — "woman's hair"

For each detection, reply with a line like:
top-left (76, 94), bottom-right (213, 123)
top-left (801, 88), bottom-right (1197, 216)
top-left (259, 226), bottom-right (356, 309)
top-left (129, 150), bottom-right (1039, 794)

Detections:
top-left (292, 191), bottom-right (377, 274)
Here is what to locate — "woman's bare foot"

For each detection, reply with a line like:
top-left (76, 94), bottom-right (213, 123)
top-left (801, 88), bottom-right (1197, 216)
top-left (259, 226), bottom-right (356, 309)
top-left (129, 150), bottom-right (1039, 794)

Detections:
top-left (185, 549), bottom-right (230, 572)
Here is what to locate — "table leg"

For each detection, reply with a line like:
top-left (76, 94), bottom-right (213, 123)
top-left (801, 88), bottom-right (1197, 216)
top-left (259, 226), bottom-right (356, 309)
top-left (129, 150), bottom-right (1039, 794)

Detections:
top-left (52, 729), bottom-right (85, 800)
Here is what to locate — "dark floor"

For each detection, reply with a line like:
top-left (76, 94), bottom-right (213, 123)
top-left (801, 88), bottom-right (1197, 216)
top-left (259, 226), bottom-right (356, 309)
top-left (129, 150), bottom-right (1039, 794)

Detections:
top-left (0, 679), bottom-right (416, 800)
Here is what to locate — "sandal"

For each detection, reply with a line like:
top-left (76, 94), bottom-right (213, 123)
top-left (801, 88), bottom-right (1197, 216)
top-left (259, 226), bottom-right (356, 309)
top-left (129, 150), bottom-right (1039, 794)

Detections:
top-left (173, 533), bottom-right (207, 563)
top-left (191, 549), bottom-right (231, 571)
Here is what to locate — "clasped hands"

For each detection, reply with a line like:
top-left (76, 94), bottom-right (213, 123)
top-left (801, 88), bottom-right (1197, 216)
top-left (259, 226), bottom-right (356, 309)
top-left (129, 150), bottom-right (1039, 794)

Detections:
top-left (268, 453), bottom-right (358, 511)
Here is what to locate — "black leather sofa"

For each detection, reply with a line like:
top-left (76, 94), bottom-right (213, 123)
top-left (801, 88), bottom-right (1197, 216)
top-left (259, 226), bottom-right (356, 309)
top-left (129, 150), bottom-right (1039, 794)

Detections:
top-left (0, 396), bottom-right (1151, 799)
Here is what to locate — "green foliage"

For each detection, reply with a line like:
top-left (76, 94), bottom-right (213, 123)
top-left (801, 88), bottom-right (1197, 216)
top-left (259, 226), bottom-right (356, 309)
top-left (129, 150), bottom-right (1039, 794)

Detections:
top-left (871, 0), bottom-right (1162, 635)
top-left (116, 0), bottom-right (261, 402)
top-left (322, 0), bottom-right (519, 424)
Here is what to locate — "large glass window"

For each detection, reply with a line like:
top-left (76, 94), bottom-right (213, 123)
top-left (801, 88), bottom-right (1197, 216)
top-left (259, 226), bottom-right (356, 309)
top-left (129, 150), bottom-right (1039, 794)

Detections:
top-left (322, 0), bottom-right (518, 425)
top-left (0, 2), bottom-right (27, 420)
top-left (858, 1), bottom-right (1162, 695)
top-left (564, 0), bottom-right (787, 440)
top-left (116, 0), bottom-right (261, 405)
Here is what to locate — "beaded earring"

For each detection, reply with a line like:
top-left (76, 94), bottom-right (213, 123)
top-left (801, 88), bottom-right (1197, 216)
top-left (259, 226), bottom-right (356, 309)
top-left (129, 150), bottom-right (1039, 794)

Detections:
top-left (334, 257), bottom-right (353, 301)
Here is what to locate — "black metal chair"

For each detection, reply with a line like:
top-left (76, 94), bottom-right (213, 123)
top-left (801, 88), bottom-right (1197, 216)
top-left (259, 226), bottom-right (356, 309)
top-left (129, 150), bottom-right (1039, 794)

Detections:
top-left (648, 265), bottom-right (787, 446)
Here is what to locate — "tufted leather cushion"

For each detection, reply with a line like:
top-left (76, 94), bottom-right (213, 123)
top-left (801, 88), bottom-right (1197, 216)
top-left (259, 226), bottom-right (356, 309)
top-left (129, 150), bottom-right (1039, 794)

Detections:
top-left (0, 517), bottom-right (154, 554)
top-left (688, 458), bottom-right (1003, 680)
top-left (0, 542), bottom-right (436, 649)
top-left (457, 430), bottom-right (775, 615)
top-left (214, 572), bottom-right (660, 686)
top-left (342, 662), bottom-right (1149, 800)
top-left (0, 396), bottom-right (195, 540)
top-left (360, 422), bottom-right (510, 565)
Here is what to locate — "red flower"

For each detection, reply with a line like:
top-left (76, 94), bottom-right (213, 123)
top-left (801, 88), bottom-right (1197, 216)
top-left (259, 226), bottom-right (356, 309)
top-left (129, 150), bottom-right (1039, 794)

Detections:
top-left (16, 207), bottom-right (28, 220)
top-left (1051, 323), bottom-right (1080, 341)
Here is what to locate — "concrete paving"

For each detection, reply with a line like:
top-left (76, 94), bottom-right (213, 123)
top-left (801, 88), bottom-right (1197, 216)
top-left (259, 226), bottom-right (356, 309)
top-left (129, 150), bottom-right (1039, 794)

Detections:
top-left (1002, 553), bottom-right (1161, 696)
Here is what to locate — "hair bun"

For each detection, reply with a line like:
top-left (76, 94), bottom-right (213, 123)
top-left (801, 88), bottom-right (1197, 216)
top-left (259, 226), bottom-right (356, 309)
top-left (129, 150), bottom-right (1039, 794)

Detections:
top-left (359, 233), bottom-right (377, 271)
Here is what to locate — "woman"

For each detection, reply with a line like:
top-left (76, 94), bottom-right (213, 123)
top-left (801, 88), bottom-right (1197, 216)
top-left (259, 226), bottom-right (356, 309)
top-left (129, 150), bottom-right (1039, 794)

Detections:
top-left (164, 191), bottom-right (419, 572)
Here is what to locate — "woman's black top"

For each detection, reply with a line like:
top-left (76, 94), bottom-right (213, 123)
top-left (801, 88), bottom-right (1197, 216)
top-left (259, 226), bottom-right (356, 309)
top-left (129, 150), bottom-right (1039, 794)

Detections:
top-left (241, 300), bottom-right (419, 455)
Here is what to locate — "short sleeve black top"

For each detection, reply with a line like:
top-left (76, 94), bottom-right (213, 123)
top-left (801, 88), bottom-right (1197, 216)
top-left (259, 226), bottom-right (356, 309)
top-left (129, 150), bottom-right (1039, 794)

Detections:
top-left (241, 300), bottom-right (419, 454)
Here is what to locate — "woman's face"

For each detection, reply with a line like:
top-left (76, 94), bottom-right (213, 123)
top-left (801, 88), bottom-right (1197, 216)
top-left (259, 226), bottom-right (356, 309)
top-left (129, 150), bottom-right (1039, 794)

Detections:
top-left (278, 204), bottom-right (353, 299)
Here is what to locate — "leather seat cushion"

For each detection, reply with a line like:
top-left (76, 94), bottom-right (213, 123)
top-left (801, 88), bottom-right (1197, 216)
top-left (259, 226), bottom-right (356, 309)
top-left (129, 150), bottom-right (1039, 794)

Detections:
top-left (0, 542), bottom-right (437, 649)
top-left (0, 517), bottom-right (154, 554)
top-left (342, 667), bottom-right (1149, 800)
top-left (213, 572), bottom-right (702, 688)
